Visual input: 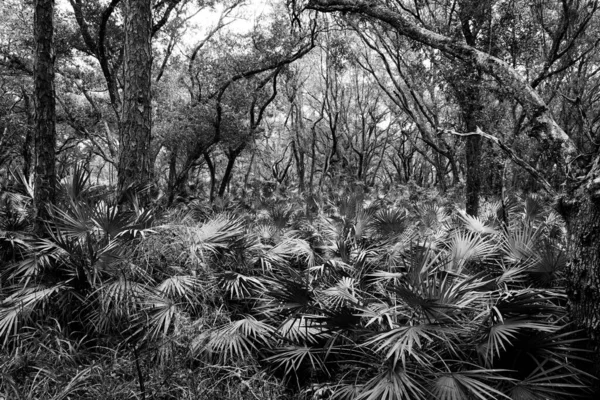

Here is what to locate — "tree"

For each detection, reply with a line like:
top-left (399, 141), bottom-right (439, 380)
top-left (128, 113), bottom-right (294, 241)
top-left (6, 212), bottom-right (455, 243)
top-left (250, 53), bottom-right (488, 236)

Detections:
top-left (33, 0), bottom-right (57, 220)
top-left (305, 0), bottom-right (600, 387)
top-left (118, 0), bottom-right (153, 200)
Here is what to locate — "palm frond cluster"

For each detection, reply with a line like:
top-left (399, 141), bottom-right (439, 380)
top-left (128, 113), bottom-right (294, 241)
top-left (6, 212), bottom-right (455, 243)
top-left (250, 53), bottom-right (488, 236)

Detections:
top-left (0, 184), bottom-right (591, 399)
top-left (193, 193), bottom-right (590, 399)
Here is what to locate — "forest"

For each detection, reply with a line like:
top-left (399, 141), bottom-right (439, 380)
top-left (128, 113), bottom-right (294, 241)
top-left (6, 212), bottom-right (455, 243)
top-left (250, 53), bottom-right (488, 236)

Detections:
top-left (1, 0), bottom-right (600, 399)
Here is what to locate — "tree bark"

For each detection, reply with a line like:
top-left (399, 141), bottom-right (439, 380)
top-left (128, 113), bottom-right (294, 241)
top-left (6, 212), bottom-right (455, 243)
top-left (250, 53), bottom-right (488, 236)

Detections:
top-left (563, 193), bottom-right (600, 389)
top-left (22, 90), bottom-right (34, 179)
top-left (167, 146), bottom-right (178, 205)
top-left (118, 0), bottom-right (152, 201)
top-left (33, 0), bottom-right (57, 221)
top-left (454, 66), bottom-right (484, 216)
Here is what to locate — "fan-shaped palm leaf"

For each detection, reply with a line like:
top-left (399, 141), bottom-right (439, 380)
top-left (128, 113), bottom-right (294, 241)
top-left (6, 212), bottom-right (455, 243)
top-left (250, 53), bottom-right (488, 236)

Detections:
top-left (508, 362), bottom-right (592, 399)
top-left (448, 230), bottom-right (497, 273)
top-left (193, 316), bottom-right (274, 361)
top-left (277, 315), bottom-right (326, 344)
top-left (365, 323), bottom-right (444, 368)
top-left (501, 223), bottom-right (541, 264)
top-left (371, 208), bottom-right (407, 238)
top-left (140, 294), bottom-right (178, 340)
top-left (357, 366), bottom-right (425, 400)
top-left (266, 345), bottom-right (329, 377)
top-left (218, 271), bottom-right (266, 299)
top-left (457, 209), bottom-right (499, 234)
top-left (0, 284), bottom-right (66, 345)
top-left (157, 275), bottom-right (201, 303)
top-left (481, 319), bottom-right (559, 365)
top-left (431, 370), bottom-right (511, 400)
top-left (320, 277), bottom-right (361, 307)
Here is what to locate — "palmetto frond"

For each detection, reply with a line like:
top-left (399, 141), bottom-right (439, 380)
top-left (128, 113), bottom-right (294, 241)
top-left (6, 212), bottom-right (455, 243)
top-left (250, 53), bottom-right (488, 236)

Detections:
top-left (501, 222), bottom-right (541, 264)
top-left (527, 240), bottom-right (567, 287)
top-left (0, 284), bottom-right (66, 345)
top-left (457, 209), bottom-right (499, 235)
top-left (218, 271), bottom-right (266, 299)
top-left (414, 202), bottom-right (450, 235)
top-left (448, 230), bottom-right (497, 272)
top-left (268, 203), bottom-right (295, 231)
top-left (356, 365), bottom-right (425, 400)
top-left (266, 345), bottom-right (329, 378)
top-left (140, 294), bottom-right (179, 340)
top-left (320, 276), bottom-right (362, 308)
top-left (257, 238), bottom-right (315, 270)
top-left (165, 213), bottom-right (245, 265)
top-left (157, 275), bottom-right (201, 303)
top-left (370, 208), bottom-right (407, 238)
top-left (507, 362), bottom-right (592, 399)
top-left (277, 315), bottom-right (327, 344)
top-left (365, 323), bottom-right (444, 368)
top-left (431, 369), bottom-right (512, 400)
top-left (49, 203), bottom-right (95, 241)
top-left (58, 163), bottom-right (96, 203)
top-left (193, 315), bottom-right (275, 361)
top-left (522, 195), bottom-right (547, 224)
top-left (480, 319), bottom-right (559, 366)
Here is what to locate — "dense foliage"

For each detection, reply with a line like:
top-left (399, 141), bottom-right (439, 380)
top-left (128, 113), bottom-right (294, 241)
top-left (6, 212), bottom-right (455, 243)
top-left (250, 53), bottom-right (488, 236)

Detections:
top-left (0, 172), bottom-right (593, 399)
top-left (3, 0), bottom-right (600, 398)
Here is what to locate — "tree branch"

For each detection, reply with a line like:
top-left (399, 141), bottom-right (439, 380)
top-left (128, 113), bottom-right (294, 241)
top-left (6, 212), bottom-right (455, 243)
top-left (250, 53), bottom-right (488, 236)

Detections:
top-left (306, 0), bottom-right (578, 165)
top-left (442, 127), bottom-right (556, 195)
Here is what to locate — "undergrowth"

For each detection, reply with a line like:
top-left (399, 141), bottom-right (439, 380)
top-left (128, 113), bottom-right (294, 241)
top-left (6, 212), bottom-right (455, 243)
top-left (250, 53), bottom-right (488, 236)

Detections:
top-left (0, 171), bottom-right (593, 399)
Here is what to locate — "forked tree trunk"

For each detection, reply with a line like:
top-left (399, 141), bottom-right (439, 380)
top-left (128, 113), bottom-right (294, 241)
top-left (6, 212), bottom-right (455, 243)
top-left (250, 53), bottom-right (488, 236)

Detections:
top-left (118, 0), bottom-right (152, 201)
top-left (33, 0), bottom-right (57, 221)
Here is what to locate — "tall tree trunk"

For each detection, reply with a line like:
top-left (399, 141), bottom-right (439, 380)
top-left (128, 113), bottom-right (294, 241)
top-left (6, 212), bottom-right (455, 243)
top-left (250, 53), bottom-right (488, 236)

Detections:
top-left (218, 146), bottom-right (244, 198)
top-left (167, 146), bottom-right (178, 205)
top-left (204, 151), bottom-right (216, 202)
top-left (118, 0), bottom-right (152, 201)
top-left (291, 140), bottom-right (305, 192)
top-left (22, 90), bottom-right (34, 179)
top-left (33, 0), bottom-right (57, 222)
top-left (563, 193), bottom-right (600, 392)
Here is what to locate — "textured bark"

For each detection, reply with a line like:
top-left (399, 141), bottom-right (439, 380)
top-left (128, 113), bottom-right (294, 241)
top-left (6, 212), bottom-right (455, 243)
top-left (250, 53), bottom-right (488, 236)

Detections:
top-left (167, 146), bottom-right (178, 205)
top-left (465, 133), bottom-right (482, 216)
top-left (563, 194), bottom-right (600, 392)
top-left (218, 145), bottom-right (245, 198)
top-left (22, 91), bottom-right (34, 179)
top-left (454, 67), bottom-right (483, 217)
top-left (118, 0), bottom-right (152, 200)
top-left (33, 0), bottom-right (57, 219)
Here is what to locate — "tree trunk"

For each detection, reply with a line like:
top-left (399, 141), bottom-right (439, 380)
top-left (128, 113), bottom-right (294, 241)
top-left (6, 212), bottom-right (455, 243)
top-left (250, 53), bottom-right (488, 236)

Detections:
top-left (218, 146), bottom-right (244, 198)
top-left (118, 0), bottom-right (152, 201)
top-left (167, 146), bottom-right (178, 205)
top-left (563, 194), bottom-right (600, 392)
top-left (292, 140), bottom-right (305, 192)
top-left (204, 151), bottom-right (216, 202)
top-left (22, 91), bottom-right (34, 180)
top-left (33, 0), bottom-right (57, 222)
